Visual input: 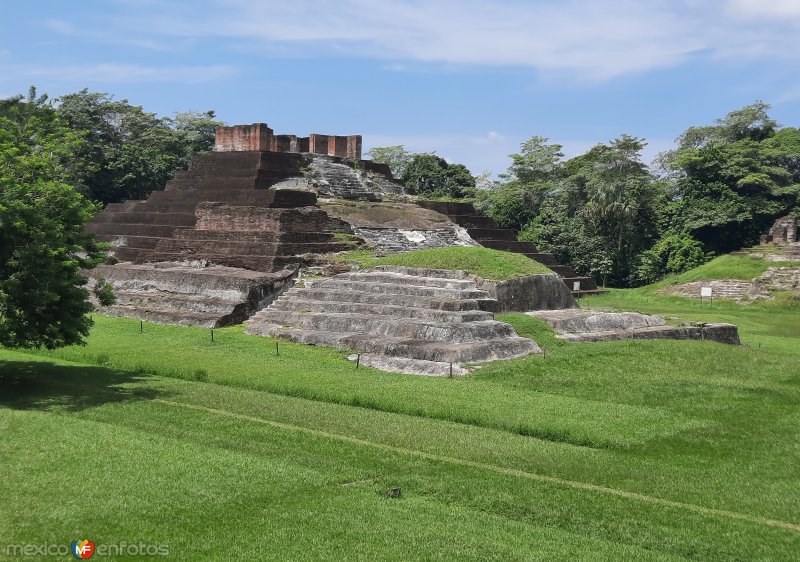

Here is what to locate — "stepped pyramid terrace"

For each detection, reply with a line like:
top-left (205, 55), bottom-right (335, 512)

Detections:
top-left (85, 122), bottom-right (738, 374)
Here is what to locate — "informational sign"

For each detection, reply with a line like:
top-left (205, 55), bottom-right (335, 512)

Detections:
top-left (700, 287), bottom-right (713, 297)
top-left (573, 281), bottom-right (581, 292)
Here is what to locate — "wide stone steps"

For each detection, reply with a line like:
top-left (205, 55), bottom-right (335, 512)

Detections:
top-left (250, 310), bottom-right (515, 342)
top-left (170, 229), bottom-right (333, 243)
top-left (90, 212), bottom-right (196, 226)
top-left (256, 328), bottom-right (538, 364)
top-left (479, 239), bottom-right (539, 253)
top-left (310, 278), bottom-right (489, 299)
top-left (245, 267), bottom-right (540, 374)
top-left (288, 288), bottom-right (488, 311)
top-left (86, 223), bottom-right (179, 238)
top-left (466, 228), bottom-right (517, 241)
top-left (333, 270), bottom-right (480, 290)
top-left (153, 238), bottom-right (351, 257)
top-left (523, 253), bottom-right (560, 266)
top-left (269, 297), bottom-right (493, 322)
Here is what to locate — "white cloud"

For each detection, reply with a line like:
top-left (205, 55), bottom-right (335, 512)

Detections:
top-left (727, 0), bottom-right (800, 19)
top-left (8, 63), bottom-right (236, 83)
top-left (78, 0), bottom-right (798, 81)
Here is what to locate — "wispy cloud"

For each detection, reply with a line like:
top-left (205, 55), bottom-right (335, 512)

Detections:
top-left (58, 0), bottom-right (799, 82)
top-left (727, 0), bottom-right (800, 20)
top-left (7, 62), bottom-right (237, 83)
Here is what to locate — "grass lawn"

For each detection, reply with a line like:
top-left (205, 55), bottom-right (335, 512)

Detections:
top-left (332, 246), bottom-right (553, 280)
top-left (2, 287), bottom-right (799, 559)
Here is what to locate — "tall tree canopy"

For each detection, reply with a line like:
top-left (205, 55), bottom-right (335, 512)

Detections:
top-left (659, 102), bottom-right (799, 253)
top-left (55, 89), bottom-right (223, 205)
top-left (401, 153), bottom-right (476, 199)
top-left (0, 88), bottom-right (105, 348)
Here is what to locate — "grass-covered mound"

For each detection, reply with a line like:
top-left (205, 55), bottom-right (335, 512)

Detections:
top-left (655, 254), bottom-right (788, 286)
top-left (334, 246), bottom-right (553, 280)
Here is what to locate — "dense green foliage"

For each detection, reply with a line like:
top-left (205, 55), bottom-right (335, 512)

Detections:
top-left (477, 103), bottom-right (799, 287)
top-left (0, 88), bottom-right (104, 348)
top-left (55, 89), bottom-right (223, 204)
top-left (2, 282), bottom-right (799, 558)
top-left (366, 144), bottom-right (414, 177)
top-left (335, 246), bottom-right (552, 280)
top-left (402, 153), bottom-right (476, 198)
top-left (635, 232), bottom-right (709, 285)
top-left (659, 102), bottom-right (800, 253)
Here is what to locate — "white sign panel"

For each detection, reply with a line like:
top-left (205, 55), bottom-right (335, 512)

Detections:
top-left (573, 281), bottom-right (581, 292)
top-left (700, 287), bottom-right (713, 298)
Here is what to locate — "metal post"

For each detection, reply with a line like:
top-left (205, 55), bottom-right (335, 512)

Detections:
top-left (211, 329), bottom-right (214, 343)
top-left (140, 320), bottom-right (143, 333)
top-left (356, 354), bottom-right (361, 369)
top-left (275, 341), bottom-right (279, 356)
top-left (449, 362), bottom-right (453, 378)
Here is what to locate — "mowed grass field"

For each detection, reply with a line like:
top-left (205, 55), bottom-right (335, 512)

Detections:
top-left (2, 286), bottom-right (799, 559)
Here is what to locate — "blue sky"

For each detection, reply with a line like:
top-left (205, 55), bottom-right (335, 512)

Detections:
top-left (2, 0), bottom-right (799, 176)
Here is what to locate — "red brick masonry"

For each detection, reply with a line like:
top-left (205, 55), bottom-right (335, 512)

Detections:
top-left (215, 123), bottom-right (362, 159)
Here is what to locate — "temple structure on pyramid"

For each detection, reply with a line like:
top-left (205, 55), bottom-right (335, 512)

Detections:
top-left (84, 122), bottom-right (609, 373)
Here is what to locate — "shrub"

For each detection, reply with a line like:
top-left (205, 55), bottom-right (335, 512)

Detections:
top-left (636, 233), bottom-right (709, 284)
top-left (93, 278), bottom-right (117, 307)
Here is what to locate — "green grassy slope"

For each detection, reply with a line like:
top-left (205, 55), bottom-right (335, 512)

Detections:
top-left (651, 254), bottom-right (800, 288)
top-left (3, 284), bottom-right (800, 559)
top-left (332, 246), bottom-right (553, 280)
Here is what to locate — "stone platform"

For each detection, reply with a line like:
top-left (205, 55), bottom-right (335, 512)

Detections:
top-left (89, 262), bottom-right (297, 327)
top-left (245, 266), bottom-right (541, 375)
top-left (528, 309), bottom-right (741, 345)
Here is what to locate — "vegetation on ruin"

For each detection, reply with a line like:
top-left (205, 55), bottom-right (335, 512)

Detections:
top-left (333, 246), bottom-right (553, 280)
top-left (3, 276), bottom-right (800, 559)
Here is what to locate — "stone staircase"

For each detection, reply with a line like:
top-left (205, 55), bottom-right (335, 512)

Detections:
top-left (244, 266), bottom-right (540, 375)
top-left (416, 201), bottom-right (601, 295)
top-left (90, 262), bottom-right (297, 327)
top-left (309, 156), bottom-right (385, 201)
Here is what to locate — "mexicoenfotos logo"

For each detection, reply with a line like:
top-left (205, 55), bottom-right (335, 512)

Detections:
top-left (72, 539), bottom-right (95, 559)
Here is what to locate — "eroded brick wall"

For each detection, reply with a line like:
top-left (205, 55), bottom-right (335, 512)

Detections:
top-left (214, 124), bottom-right (273, 151)
top-left (215, 124), bottom-right (362, 159)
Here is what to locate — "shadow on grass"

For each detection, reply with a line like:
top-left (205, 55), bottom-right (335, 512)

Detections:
top-left (0, 359), bottom-right (167, 412)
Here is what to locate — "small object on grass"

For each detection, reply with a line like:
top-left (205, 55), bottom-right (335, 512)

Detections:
top-left (211, 328), bottom-right (215, 343)
top-left (275, 340), bottom-right (279, 356)
top-left (386, 487), bottom-right (402, 498)
top-left (140, 320), bottom-right (143, 333)
top-left (449, 362), bottom-right (453, 377)
top-left (356, 353), bottom-right (361, 369)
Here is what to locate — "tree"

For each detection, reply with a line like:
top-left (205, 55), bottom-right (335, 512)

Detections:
top-left (660, 103), bottom-right (799, 253)
top-left (0, 88), bottom-right (105, 348)
top-left (366, 145), bottom-right (413, 178)
top-left (475, 136), bottom-right (565, 230)
top-left (519, 135), bottom-right (664, 286)
top-left (55, 89), bottom-right (223, 205)
top-left (170, 110), bottom-right (224, 155)
top-left (504, 136), bottom-right (565, 184)
top-left (401, 153), bottom-right (476, 198)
